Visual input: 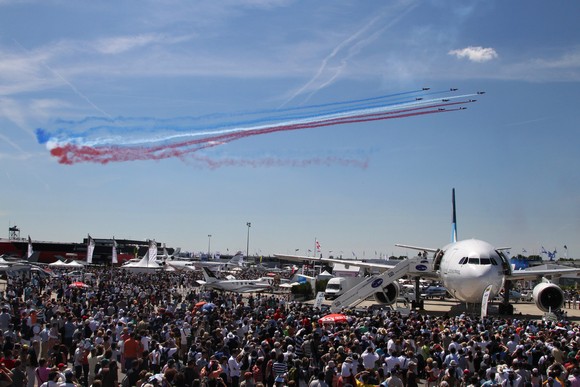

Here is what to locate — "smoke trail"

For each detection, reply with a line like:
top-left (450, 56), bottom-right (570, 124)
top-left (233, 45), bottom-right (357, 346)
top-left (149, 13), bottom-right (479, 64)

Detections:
top-left (38, 88), bottom-right (481, 166)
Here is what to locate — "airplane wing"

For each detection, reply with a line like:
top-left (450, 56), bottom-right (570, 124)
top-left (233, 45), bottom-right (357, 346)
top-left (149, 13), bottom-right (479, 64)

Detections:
top-left (509, 266), bottom-right (580, 281)
top-left (394, 244), bottom-right (439, 253)
top-left (274, 254), bottom-right (397, 271)
top-left (274, 254), bottom-right (441, 279)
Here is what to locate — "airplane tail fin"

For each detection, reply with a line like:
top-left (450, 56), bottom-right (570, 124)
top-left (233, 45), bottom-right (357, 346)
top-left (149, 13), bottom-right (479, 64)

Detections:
top-left (451, 188), bottom-right (458, 243)
top-left (202, 267), bottom-right (217, 282)
top-left (228, 252), bottom-right (245, 267)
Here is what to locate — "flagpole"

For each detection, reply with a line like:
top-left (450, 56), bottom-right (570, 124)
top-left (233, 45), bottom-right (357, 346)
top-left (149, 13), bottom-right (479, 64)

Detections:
top-left (313, 238), bottom-right (316, 258)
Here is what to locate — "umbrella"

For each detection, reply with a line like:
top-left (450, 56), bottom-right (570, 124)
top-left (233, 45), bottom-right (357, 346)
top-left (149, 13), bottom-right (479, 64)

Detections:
top-left (201, 302), bottom-right (216, 311)
top-left (194, 301), bottom-right (207, 309)
top-left (69, 281), bottom-right (89, 289)
top-left (318, 313), bottom-right (348, 324)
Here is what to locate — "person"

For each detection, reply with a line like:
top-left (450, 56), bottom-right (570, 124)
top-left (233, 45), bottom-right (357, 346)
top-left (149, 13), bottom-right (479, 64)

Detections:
top-left (361, 347), bottom-right (379, 371)
top-left (39, 371), bottom-right (59, 387)
top-left (406, 361), bottom-right (419, 387)
top-left (36, 358), bottom-right (52, 387)
top-left (443, 360), bottom-right (462, 387)
top-left (123, 333), bottom-right (142, 372)
top-left (385, 369), bottom-right (403, 387)
top-left (568, 368), bottom-right (580, 387)
top-left (341, 357), bottom-right (356, 387)
top-left (99, 360), bottom-right (119, 387)
top-left (324, 361), bottom-right (337, 387)
top-left (310, 371), bottom-right (328, 387)
top-left (241, 372), bottom-right (256, 387)
top-left (59, 370), bottom-right (78, 387)
top-left (229, 349), bottom-right (242, 387)
top-left (11, 359), bottom-right (27, 387)
top-left (425, 358), bottom-right (441, 387)
top-left (501, 368), bottom-right (523, 387)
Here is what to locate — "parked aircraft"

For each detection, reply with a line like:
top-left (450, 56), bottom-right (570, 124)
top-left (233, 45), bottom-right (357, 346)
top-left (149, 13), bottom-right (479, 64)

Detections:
top-left (198, 267), bottom-right (273, 292)
top-left (276, 189), bottom-right (578, 314)
top-left (167, 251), bottom-right (246, 271)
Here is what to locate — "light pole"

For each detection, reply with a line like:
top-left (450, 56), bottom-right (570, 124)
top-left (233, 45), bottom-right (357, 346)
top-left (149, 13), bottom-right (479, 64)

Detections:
top-left (207, 234), bottom-right (212, 258)
top-left (246, 222), bottom-right (251, 259)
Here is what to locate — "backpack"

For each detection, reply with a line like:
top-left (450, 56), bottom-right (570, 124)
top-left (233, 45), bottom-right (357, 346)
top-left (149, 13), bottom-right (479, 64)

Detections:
top-left (160, 348), bottom-right (171, 364)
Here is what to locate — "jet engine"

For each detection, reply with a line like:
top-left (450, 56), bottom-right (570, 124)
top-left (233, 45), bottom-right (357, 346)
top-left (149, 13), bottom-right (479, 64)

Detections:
top-left (373, 282), bottom-right (400, 304)
top-left (532, 281), bottom-right (565, 312)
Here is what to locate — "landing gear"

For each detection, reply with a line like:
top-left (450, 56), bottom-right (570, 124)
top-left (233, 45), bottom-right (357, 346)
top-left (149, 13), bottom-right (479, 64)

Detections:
top-left (498, 303), bottom-right (514, 315)
top-left (411, 299), bottom-right (424, 310)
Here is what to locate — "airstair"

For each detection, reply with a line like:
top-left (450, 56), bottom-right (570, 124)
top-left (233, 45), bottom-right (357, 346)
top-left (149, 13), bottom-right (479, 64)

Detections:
top-left (330, 256), bottom-right (432, 313)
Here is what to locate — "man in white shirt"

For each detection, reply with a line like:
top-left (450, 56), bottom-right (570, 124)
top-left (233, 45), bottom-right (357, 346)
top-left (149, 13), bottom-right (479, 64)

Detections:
top-left (228, 349), bottom-right (242, 387)
top-left (362, 347), bottom-right (380, 370)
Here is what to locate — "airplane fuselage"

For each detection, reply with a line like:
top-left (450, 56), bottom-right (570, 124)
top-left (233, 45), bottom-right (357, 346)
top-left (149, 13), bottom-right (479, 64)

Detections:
top-left (438, 239), bottom-right (507, 303)
top-left (204, 279), bottom-right (272, 293)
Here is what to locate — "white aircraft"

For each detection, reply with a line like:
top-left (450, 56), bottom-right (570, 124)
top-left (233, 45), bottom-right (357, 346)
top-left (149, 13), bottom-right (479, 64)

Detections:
top-left (198, 267), bottom-right (273, 292)
top-left (158, 244), bottom-right (181, 261)
top-left (275, 189), bottom-right (579, 314)
top-left (167, 251), bottom-right (246, 271)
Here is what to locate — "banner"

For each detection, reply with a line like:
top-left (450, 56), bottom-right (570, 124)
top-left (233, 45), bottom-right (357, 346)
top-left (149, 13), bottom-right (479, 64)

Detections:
top-left (27, 235), bottom-right (33, 259)
top-left (112, 238), bottom-right (118, 264)
top-left (148, 240), bottom-right (158, 262)
top-left (86, 235), bottom-right (95, 264)
top-left (481, 284), bottom-right (493, 318)
top-left (314, 291), bottom-right (326, 309)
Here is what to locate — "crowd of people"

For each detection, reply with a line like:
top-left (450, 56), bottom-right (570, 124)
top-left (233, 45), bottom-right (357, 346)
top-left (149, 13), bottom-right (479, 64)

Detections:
top-left (1, 266), bottom-right (580, 387)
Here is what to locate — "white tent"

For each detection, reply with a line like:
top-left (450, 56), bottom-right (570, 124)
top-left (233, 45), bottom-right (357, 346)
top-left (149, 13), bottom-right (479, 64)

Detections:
top-left (48, 260), bottom-right (69, 267)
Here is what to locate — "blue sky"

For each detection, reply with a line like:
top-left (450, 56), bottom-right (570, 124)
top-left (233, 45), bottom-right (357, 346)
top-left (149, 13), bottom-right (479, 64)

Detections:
top-left (1, 0), bottom-right (579, 259)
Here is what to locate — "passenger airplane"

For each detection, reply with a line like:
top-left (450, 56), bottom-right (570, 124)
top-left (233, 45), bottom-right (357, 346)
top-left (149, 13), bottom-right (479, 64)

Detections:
top-left (276, 189), bottom-right (578, 314)
top-left (198, 267), bottom-right (273, 292)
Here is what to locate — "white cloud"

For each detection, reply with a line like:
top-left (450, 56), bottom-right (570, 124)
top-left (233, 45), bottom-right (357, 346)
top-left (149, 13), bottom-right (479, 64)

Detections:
top-left (448, 46), bottom-right (498, 63)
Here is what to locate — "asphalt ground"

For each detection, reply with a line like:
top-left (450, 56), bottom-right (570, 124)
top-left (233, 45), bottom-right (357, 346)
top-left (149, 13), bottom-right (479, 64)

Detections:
top-left (331, 297), bottom-right (580, 321)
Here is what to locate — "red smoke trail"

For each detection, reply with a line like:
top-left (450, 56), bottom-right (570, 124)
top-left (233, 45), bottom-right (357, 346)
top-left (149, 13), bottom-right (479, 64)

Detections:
top-left (51, 101), bottom-right (466, 165)
top-left (188, 155), bottom-right (369, 169)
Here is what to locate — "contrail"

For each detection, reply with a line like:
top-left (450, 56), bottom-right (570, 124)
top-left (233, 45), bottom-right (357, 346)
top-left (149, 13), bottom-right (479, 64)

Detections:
top-left (282, 2), bottom-right (418, 106)
top-left (13, 39), bottom-right (113, 119)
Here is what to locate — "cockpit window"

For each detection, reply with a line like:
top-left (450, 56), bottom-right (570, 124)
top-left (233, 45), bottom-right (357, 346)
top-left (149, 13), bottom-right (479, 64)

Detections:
top-left (480, 258), bottom-right (491, 265)
top-left (490, 257), bottom-right (498, 265)
top-left (468, 258), bottom-right (480, 264)
top-left (459, 257), bottom-right (468, 265)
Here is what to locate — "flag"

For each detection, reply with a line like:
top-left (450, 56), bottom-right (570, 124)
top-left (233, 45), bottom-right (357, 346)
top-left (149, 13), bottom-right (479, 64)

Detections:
top-left (86, 235), bottom-right (95, 264)
top-left (522, 248), bottom-right (527, 254)
top-left (315, 240), bottom-right (321, 251)
top-left (27, 235), bottom-right (33, 260)
top-left (112, 238), bottom-right (118, 264)
top-left (295, 248), bottom-right (299, 252)
top-left (564, 245), bottom-right (568, 250)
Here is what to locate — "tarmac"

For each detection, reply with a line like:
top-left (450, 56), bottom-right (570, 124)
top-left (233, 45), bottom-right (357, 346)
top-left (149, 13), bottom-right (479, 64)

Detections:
top-left (314, 297), bottom-right (580, 321)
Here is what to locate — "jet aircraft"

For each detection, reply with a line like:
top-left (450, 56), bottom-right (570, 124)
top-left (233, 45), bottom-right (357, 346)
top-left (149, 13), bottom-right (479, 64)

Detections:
top-left (275, 189), bottom-right (578, 314)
